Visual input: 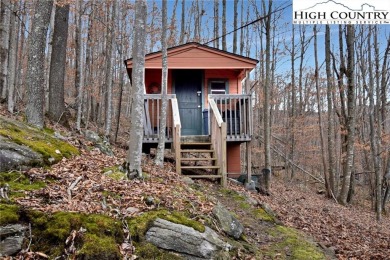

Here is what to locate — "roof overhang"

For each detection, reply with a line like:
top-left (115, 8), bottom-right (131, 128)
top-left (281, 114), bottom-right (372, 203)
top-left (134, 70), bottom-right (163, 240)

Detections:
top-left (125, 42), bottom-right (258, 70)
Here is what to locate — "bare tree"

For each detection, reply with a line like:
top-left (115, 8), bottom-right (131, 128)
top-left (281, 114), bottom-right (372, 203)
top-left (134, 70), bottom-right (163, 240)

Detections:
top-left (313, 25), bottom-right (330, 196)
top-left (214, 0), bottom-right (219, 49)
top-left (262, 0), bottom-right (273, 192)
top-left (7, 1), bottom-right (19, 113)
top-left (338, 25), bottom-right (356, 205)
top-left (0, 0), bottom-right (10, 100)
top-left (104, 1), bottom-right (116, 138)
top-left (126, 0), bottom-right (147, 179)
top-left (48, 1), bottom-right (69, 125)
top-left (222, 0), bottom-right (226, 51)
top-left (233, 0), bottom-right (238, 53)
top-left (179, 0), bottom-right (185, 44)
top-left (325, 25), bottom-right (337, 197)
top-left (155, 0), bottom-right (168, 166)
top-left (75, 0), bottom-right (84, 130)
top-left (26, 0), bottom-right (53, 129)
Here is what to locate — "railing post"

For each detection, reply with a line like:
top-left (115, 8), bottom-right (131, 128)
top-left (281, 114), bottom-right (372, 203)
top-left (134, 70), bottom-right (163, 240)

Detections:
top-left (221, 122), bottom-right (227, 187)
top-left (175, 125), bottom-right (181, 174)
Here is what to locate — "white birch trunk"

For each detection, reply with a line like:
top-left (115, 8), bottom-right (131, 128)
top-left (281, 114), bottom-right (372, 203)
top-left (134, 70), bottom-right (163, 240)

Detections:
top-left (126, 0), bottom-right (147, 178)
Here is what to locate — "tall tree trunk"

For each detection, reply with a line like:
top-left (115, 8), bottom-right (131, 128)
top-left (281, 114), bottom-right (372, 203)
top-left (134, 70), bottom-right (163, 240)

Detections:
top-left (214, 0), bottom-right (219, 49)
top-left (0, 0), bottom-right (10, 100)
top-left (126, 0), bottom-right (147, 179)
top-left (289, 25), bottom-right (296, 179)
top-left (222, 0), bottom-right (226, 51)
top-left (313, 25), bottom-right (330, 197)
top-left (325, 25), bottom-right (337, 198)
top-left (44, 5), bottom-right (56, 112)
top-left (104, 1), bottom-right (116, 138)
top-left (26, 0), bottom-right (53, 129)
top-left (168, 0), bottom-right (178, 47)
top-left (155, 0), bottom-right (168, 167)
top-left (371, 26), bottom-right (383, 220)
top-left (239, 0), bottom-right (244, 55)
top-left (75, 0), bottom-right (84, 131)
top-left (338, 25), bottom-right (356, 205)
top-left (263, 0), bottom-right (272, 192)
top-left (233, 0), bottom-right (238, 54)
top-left (48, 1), bottom-right (69, 125)
top-left (179, 0), bottom-right (185, 44)
top-left (7, 1), bottom-right (19, 113)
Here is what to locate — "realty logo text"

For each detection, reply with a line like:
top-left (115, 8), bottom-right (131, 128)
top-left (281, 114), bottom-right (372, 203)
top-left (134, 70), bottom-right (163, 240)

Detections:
top-left (293, 0), bottom-right (390, 24)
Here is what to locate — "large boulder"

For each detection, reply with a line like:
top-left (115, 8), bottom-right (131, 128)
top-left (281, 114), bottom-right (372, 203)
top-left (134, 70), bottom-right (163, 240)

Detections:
top-left (0, 137), bottom-right (43, 172)
top-left (212, 203), bottom-right (244, 239)
top-left (145, 218), bottom-right (231, 259)
top-left (0, 224), bottom-right (27, 257)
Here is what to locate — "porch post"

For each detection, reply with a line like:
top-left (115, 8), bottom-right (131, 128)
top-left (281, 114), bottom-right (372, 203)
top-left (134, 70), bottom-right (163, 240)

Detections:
top-left (245, 69), bottom-right (252, 185)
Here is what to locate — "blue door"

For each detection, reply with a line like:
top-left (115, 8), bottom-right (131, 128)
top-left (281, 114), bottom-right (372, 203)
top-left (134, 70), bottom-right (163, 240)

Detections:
top-left (174, 70), bottom-right (202, 135)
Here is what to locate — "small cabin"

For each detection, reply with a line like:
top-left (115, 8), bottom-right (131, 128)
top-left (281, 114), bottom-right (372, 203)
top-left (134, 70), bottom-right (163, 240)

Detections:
top-left (125, 42), bottom-right (258, 186)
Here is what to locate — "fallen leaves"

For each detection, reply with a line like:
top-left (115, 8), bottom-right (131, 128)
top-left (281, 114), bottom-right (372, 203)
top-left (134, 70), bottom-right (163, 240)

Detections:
top-left (227, 180), bottom-right (390, 259)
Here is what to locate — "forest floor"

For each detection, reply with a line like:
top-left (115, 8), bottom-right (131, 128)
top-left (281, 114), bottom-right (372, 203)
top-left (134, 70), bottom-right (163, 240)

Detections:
top-left (1, 110), bottom-right (389, 259)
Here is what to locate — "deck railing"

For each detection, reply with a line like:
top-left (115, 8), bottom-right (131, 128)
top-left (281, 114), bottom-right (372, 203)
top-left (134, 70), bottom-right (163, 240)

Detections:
top-left (143, 94), bottom-right (176, 143)
top-left (209, 98), bottom-right (227, 187)
top-left (171, 98), bottom-right (182, 173)
top-left (208, 94), bottom-right (252, 141)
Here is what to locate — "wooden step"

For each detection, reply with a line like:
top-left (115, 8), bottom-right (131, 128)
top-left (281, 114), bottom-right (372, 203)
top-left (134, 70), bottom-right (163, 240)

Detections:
top-left (181, 142), bottom-right (212, 146)
top-left (181, 135), bottom-right (210, 143)
top-left (180, 157), bottom-right (217, 161)
top-left (181, 165), bottom-right (220, 170)
top-left (181, 149), bottom-right (214, 153)
top-left (185, 175), bottom-right (222, 179)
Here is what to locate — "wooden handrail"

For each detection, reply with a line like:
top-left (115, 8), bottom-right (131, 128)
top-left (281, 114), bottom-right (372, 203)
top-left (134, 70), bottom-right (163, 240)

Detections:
top-left (171, 98), bottom-right (181, 127)
top-left (209, 99), bottom-right (224, 127)
top-left (171, 97), bottom-right (181, 173)
top-left (209, 97), bottom-right (227, 187)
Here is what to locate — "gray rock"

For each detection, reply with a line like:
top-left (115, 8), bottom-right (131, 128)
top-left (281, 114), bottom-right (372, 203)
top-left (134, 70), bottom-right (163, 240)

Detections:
top-left (182, 177), bottom-right (195, 185)
top-left (212, 203), bottom-right (244, 239)
top-left (0, 236), bottom-right (24, 256)
top-left (95, 142), bottom-right (114, 156)
top-left (0, 137), bottom-right (42, 172)
top-left (0, 224), bottom-right (28, 257)
top-left (146, 218), bottom-right (231, 259)
top-left (0, 224), bottom-right (27, 237)
top-left (85, 130), bottom-right (102, 144)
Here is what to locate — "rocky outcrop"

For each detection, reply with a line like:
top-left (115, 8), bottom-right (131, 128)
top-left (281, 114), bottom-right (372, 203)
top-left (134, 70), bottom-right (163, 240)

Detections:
top-left (84, 130), bottom-right (113, 156)
top-left (145, 218), bottom-right (231, 259)
top-left (212, 203), bottom-right (244, 239)
top-left (0, 224), bottom-right (27, 257)
top-left (0, 137), bottom-right (42, 172)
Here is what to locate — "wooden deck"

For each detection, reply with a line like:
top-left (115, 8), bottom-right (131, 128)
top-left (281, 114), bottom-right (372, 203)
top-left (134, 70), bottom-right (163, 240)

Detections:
top-left (142, 94), bottom-right (253, 187)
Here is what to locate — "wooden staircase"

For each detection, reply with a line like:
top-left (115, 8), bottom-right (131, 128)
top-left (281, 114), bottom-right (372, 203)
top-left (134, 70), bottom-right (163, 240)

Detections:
top-left (176, 136), bottom-right (222, 180)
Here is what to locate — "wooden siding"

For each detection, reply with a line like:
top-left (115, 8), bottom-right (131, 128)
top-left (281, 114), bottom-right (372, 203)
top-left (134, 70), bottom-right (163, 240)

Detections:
top-left (227, 142), bottom-right (241, 174)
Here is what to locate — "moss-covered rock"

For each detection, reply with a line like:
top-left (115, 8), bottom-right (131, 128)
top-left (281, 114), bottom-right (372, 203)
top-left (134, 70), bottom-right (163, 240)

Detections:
top-left (78, 234), bottom-right (121, 260)
top-left (135, 242), bottom-right (183, 260)
top-left (0, 203), bottom-right (20, 225)
top-left (0, 116), bottom-right (79, 166)
top-left (253, 208), bottom-right (275, 222)
top-left (0, 172), bottom-right (46, 198)
top-left (266, 225), bottom-right (326, 259)
top-left (127, 209), bottom-right (205, 242)
top-left (20, 211), bottom-right (123, 258)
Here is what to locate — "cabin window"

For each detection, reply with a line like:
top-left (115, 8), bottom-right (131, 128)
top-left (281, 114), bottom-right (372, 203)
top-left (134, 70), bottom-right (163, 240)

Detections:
top-left (209, 79), bottom-right (228, 95)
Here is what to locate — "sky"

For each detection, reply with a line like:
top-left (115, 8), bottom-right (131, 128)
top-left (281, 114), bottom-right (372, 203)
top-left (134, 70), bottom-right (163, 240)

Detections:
top-left (145, 0), bottom-right (390, 75)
